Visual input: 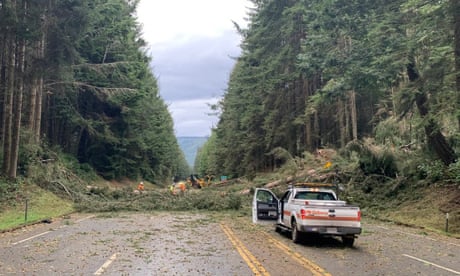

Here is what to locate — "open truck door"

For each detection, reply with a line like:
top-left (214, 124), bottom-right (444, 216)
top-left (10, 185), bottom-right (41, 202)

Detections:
top-left (252, 188), bottom-right (279, 223)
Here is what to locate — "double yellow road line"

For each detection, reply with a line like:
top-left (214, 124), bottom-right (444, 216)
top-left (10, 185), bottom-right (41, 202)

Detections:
top-left (220, 223), bottom-right (270, 275)
top-left (220, 223), bottom-right (331, 276)
top-left (266, 234), bottom-right (331, 276)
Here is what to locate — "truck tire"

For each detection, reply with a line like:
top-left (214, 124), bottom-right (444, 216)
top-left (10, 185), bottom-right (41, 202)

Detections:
top-left (291, 220), bottom-right (301, 243)
top-left (275, 225), bottom-right (282, 233)
top-left (342, 236), bottom-right (355, 247)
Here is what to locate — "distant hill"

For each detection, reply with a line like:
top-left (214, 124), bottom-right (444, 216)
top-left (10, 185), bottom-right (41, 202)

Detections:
top-left (177, 137), bottom-right (208, 168)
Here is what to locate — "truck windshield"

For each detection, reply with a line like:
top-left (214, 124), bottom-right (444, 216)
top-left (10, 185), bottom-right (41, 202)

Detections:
top-left (294, 191), bottom-right (335, 200)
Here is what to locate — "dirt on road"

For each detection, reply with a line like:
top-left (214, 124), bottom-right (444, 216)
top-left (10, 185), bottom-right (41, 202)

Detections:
top-left (0, 212), bottom-right (459, 275)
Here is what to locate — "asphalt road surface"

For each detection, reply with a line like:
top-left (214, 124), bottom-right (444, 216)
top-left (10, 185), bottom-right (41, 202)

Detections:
top-left (0, 212), bottom-right (459, 275)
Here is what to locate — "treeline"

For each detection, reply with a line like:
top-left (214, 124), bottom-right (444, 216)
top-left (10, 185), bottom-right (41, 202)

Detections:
top-left (196, 0), bottom-right (459, 179)
top-left (0, 0), bottom-right (189, 183)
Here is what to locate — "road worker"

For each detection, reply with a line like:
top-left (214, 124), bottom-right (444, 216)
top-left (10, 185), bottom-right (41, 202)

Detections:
top-left (137, 181), bottom-right (145, 192)
top-left (169, 184), bottom-right (176, 195)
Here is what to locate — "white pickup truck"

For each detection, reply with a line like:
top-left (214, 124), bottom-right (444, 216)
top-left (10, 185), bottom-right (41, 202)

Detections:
top-left (252, 183), bottom-right (361, 246)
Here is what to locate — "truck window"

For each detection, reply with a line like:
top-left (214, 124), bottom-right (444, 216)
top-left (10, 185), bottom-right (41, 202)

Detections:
top-left (294, 191), bottom-right (336, 200)
top-left (294, 192), bottom-right (308, 199)
top-left (294, 191), bottom-right (316, 200)
top-left (320, 192), bottom-right (335, 200)
top-left (256, 190), bottom-right (275, 203)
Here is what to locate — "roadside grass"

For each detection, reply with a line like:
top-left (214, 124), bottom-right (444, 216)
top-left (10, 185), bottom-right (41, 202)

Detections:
top-left (0, 186), bottom-right (74, 231)
top-left (354, 180), bottom-right (460, 238)
top-left (376, 194), bottom-right (460, 237)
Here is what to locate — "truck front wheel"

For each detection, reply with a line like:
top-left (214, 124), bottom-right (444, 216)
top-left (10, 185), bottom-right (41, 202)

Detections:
top-left (291, 220), bottom-right (301, 243)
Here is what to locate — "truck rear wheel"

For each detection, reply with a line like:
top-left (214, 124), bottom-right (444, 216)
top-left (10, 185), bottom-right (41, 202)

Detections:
top-left (342, 236), bottom-right (355, 247)
top-left (291, 220), bottom-right (301, 243)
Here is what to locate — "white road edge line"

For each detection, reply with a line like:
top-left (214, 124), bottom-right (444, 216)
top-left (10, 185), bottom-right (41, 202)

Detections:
top-left (376, 226), bottom-right (389, 230)
top-left (12, 231), bottom-right (51, 245)
top-left (376, 225), bottom-right (459, 246)
top-left (76, 215), bottom-right (95, 223)
top-left (59, 215), bottom-right (96, 229)
top-left (11, 215), bottom-right (96, 246)
top-left (402, 254), bottom-right (460, 275)
top-left (399, 230), bottom-right (437, 241)
top-left (94, 253), bottom-right (118, 275)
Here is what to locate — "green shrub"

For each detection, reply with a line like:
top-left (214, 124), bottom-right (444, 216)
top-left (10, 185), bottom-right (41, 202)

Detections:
top-left (447, 161), bottom-right (460, 183)
top-left (344, 140), bottom-right (398, 177)
top-left (225, 193), bottom-right (242, 210)
top-left (0, 179), bottom-right (19, 204)
top-left (359, 151), bottom-right (398, 177)
top-left (417, 160), bottom-right (445, 182)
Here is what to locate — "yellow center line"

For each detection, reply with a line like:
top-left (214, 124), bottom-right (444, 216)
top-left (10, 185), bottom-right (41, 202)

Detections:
top-left (231, 218), bottom-right (331, 276)
top-left (220, 223), bottom-right (270, 276)
top-left (268, 237), bottom-right (331, 276)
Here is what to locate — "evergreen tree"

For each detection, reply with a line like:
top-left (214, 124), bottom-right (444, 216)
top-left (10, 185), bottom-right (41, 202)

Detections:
top-left (203, 0), bottom-right (458, 177)
top-left (0, 0), bottom-right (185, 182)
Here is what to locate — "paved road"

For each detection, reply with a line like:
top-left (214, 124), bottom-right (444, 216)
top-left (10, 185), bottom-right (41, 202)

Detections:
top-left (0, 212), bottom-right (458, 275)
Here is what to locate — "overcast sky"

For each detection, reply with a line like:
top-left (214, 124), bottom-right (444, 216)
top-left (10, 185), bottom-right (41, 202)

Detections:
top-left (136, 0), bottom-right (251, 137)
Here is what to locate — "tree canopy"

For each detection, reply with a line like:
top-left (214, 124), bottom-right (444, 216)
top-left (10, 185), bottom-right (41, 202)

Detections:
top-left (1, 0), bottom-right (458, 184)
top-left (0, 0), bottom-right (187, 183)
top-left (197, 0), bottom-right (458, 178)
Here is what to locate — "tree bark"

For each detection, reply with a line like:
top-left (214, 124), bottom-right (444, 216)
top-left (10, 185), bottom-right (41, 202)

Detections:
top-left (303, 78), bottom-right (313, 151)
top-left (338, 98), bottom-right (346, 147)
top-left (0, 7), bottom-right (5, 141)
top-left (34, 35), bottom-right (45, 143)
top-left (27, 76), bottom-right (37, 132)
top-left (8, 0), bottom-right (27, 179)
top-left (349, 90), bottom-right (358, 141)
top-left (24, 3), bottom-right (46, 145)
top-left (1, 0), bottom-right (18, 177)
top-left (407, 56), bottom-right (457, 165)
top-left (451, 0), bottom-right (460, 130)
top-left (313, 111), bottom-right (320, 148)
top-left (2, 26), bottom-right (15, 176)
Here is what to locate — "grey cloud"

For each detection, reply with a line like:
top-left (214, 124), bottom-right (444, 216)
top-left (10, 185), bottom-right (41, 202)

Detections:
top-left (151, 30), bottom-right (241, 102)
top-left (148, 29), bottom-right (240, 136)
top-left (169, 98), bottom-right (220, 137)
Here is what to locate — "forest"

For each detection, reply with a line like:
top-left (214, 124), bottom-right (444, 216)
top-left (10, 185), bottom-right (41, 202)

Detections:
top-left (0, 0), bottom-right (190, 189)
top-left (0, 0), bottom-right (459, 199)
top-left (196, 0), bottom-right (460, 185)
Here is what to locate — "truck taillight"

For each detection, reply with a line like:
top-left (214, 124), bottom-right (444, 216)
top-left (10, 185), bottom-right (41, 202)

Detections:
top-left (357, 210), bottom-right (361, 221)
top-left (300, 209), bottom-right (307, 220)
